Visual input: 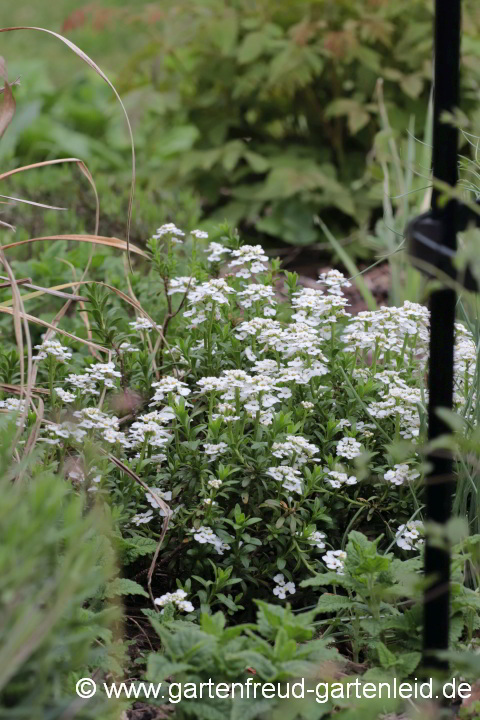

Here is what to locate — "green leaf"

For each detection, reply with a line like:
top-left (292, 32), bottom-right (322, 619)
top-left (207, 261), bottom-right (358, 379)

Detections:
top-left (238, 32), bottom-right (267, 64)
top-left (315, 593), bottom-right (353, 613)
top-left (105, 577), bottom-right (148, 598)
top-left (377, 641), bottom-right (397, 669)
top-left (400, 74), bottom-right (424, 98)
top-left (146, 654), bottom-right (193, 682)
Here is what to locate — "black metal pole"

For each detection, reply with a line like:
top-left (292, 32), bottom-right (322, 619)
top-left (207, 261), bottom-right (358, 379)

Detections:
top-left (423, 0), bottom-right (461, 670)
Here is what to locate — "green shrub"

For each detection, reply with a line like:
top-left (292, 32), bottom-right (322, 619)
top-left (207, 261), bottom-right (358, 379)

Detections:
top-left (0, 417), bottom-right (124, 719)
top-left (114, 0), bottom-right (480, 246)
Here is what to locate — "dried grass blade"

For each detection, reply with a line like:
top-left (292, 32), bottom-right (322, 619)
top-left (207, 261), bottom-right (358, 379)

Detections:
top-left (105, 452), bottom-right (170, 608)
top-left (0, 278), bottom-right (88, 304)
top-left (0, 382), bottom-right (49, 395)
top-left (0, 157), bottom-right (82, 181)
top-left (1, 234), bottom-right (148, 258)
top-left (0, 220), bottom-right (15, 231)
top-left (0, 27), bottom-right (135, 267)
top-left (0, 305), bottom-right (107, 352)
top-left (0, 194), bottom-right (66, 210)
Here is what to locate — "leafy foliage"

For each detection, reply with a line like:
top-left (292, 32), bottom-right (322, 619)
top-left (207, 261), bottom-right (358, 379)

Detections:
top-left (0, 417), bottom-right (125, 719)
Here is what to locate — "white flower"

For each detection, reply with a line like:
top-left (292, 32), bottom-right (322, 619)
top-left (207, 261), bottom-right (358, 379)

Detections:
top-left (272, 573), bottom-right (296, 599)
top-left (132, 509), bottom-right (154, 525)
top-left (297, 530), bottom-right (326, 549)
top-left (154, 586), bottom-right (195, 613)
top-left (130, 317), bottom-right (154, 332)
top-left (167, 277), bottom-right (197, 295)
top-left (396, 521), bottom-right (424, 551)
top-left (190, 525), bottom-right (230, 554)
top-left (228, 245), bottom-right (269, 278)
top-left (149, 376), bottom-right (191, 406)
top-left (145, 489), bottom-right (173, 516)
top-left (301, 401), bottom-right (314, 410)
top-left (336, 437), bottom-right (362, 459)
top-left (87, 361), bottom-right (122, 388)
top-left (0, 397), bottom-right (27, 412)
top-left (153, 223), bottom-right (185, 239)
top-left (317, 269), bottom-right (352, 295)
top-left (267, 466), bottom-right (303, 495)
top-left (54, 388), bottom-right (76, 403)
top-left (184, 278), bottom-right (236, 327)
top-left (384, 464), bottom-right (420, 486)
top-left (205, 242), bottom-right (231, 262)
top-left (237, 284), bottom-right (277, 315)
top-left (203, 442), bottom-right (228, 459)
top-left (33, 336), bottom-right (72, 362)
top-left (291, 287), bottom-right (349, 327)
top-left (65, 373), bottom-right (99, 396)
top-left (323, 549), bottom-right (347, 574)
top-left (191, 229), bottom-right (209, 239)
top-left (325, 470), bottom-right (357, 489)
top-left (271, 435), bottom-right (320, 467)
top-left (117, 341), bottom-right (139, 353)
top-left (207, 478), bottom-right (222, 489)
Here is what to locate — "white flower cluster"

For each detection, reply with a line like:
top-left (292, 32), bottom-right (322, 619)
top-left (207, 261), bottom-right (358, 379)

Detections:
top-left (132, 509), bottom-right (155, 525)
top-left (207, 478), bottom-right (222, 489)
top-left (153, 223), bottom-right (185, 241)
top-left (87, 361), bottom-right (122, 389)
top-left (72, 408), bottom-right (128, 446)
top-left (55, 388), bottom-right (76, 403)
top-left (297, 530), bottom-right (326, 550)
top-left (128, 409), bottom-right (174, 449)
top-left (272, 435), bottom-right (320, 467)
top-left (205, 242), bottom-right (230, 263)
top-left (33, 336), bottom-right (72, 362)
top-left (130, 317), bottom-right (154, 332)
top-left (267, 466), bottom-right (303, 495)
top-left (184, 278), bottom-right (236, 326)
top-left (228, 245), bottom-right (269, 278)
top-left (190, 525), bottom-right (230, 554)
top-left (325, 470), bottom-right (357, 489)
top-left (167, 276), bottom-right (197, 296)
top-left (149, 376), bottom-right (191, 406)
top-left (291, 287), bottom-right (350, 328)
top-left (336, 436), bottom-right (362, 459)
top-left (322, 549), bottom-right (347, 574)
top-left (317, 269), bottom-right (352, 295)
top-left (203, 442), bottom-right (229, 459)
top-left (65, 373), bottom-right (100, 396)
top-left (237, 284), bottom-right (277, 317)
top-left (44, 421), bottom-right (87, 445)
top-left (198, 369), bottom-right (292, 423)
top-left (272, 573), bottom-right (296, 599)
top-left (154, 588), bottom-right (194, 613)
top-left (367, 371), bottom-right (425, 440)
top-left (342, 302), bottom-right (430, 363)
top-left (384, 464), bottom-right (420, 486)
top-left (0, 397), bottom-right (27, 412)
top-left (396, 521), bottom-right (424, 551)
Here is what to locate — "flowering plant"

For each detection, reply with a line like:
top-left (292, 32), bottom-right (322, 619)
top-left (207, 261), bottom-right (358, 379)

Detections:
top-left (3, 225), bottom-right (480, 674)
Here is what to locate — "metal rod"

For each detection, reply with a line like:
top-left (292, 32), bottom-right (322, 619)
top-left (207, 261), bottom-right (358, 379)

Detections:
top-left (423, 0), bottom-right (461, 670)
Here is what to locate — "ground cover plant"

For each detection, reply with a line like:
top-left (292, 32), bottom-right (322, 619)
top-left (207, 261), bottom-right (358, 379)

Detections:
top-left (2, 220), bottom-right (480, 718)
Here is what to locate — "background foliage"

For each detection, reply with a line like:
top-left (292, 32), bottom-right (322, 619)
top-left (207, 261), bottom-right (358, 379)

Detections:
top-left (2, 0), bottom-right (480, 256)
